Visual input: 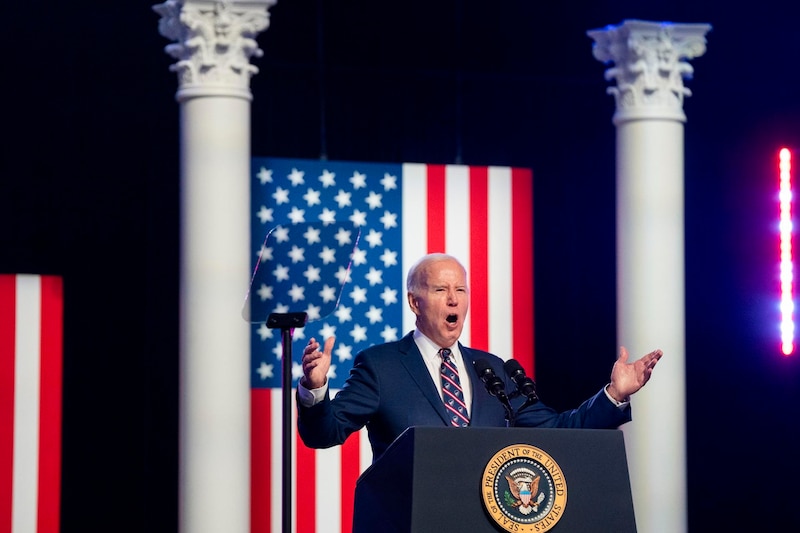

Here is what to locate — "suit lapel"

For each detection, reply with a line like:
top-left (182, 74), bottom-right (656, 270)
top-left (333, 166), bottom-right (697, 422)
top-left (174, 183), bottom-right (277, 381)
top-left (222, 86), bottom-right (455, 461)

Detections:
top-left (397, 332), bottom-right (450, 425)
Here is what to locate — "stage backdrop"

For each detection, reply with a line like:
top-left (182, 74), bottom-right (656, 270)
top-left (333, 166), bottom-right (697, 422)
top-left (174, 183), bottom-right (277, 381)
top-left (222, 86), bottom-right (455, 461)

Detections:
top-left (247, 158), bottom-right (534, 533)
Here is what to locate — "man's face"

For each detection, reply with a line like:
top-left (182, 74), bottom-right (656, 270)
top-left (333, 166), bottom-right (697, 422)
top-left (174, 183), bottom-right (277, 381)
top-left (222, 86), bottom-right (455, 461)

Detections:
top-left (407, 258), bottom-right (470, 348)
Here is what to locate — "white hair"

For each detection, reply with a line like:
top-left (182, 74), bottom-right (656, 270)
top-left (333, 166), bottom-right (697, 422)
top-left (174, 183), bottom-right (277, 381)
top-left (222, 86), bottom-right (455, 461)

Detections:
top-left (405, 253), bottom-right (465, 295)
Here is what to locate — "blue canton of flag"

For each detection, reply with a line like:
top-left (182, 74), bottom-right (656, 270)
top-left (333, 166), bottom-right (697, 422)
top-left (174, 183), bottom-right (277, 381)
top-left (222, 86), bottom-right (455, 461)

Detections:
top-left (248, 158), bottom-right (405, 389)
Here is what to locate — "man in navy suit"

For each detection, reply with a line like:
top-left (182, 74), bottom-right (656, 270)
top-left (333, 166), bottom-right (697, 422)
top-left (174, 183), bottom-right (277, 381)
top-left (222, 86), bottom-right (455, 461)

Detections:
top-left (297, 253), bottom-right (662, 461)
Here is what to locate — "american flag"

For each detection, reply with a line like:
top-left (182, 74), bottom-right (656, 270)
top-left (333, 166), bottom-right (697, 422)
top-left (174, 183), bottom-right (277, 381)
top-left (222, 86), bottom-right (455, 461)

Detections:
top-left (248, 158), bottom-right (534, 533)
top-left (0, 275), bottom-right (63, 533)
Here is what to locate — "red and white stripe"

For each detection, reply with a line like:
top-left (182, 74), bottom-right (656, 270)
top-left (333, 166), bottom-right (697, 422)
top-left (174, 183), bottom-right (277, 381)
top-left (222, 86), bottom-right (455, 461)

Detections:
top-left (0, 275), bottom-right (63, 533)
top-left (401, 163), bottom-right (534, 371)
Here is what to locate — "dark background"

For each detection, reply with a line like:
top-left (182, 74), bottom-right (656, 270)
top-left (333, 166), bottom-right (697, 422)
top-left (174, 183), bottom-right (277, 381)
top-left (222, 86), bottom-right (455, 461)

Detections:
top-left (3, 1), bottom-right (800, 531)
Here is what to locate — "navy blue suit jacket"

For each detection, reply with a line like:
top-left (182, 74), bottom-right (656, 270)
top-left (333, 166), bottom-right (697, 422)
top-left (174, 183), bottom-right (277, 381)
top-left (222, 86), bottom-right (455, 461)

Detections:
top-left (297, 332), bottom-right (631, 461)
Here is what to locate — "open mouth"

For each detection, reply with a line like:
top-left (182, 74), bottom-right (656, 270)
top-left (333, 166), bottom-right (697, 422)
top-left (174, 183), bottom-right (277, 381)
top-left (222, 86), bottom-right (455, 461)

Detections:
top-left (446, 314), bottom-right (458, 324)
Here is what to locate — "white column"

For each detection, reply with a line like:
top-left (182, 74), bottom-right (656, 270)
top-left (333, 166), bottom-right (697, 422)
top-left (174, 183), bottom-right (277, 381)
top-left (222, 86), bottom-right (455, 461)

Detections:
top-left (588, 20), bottom-right (710, 533)
top-left (153, 1), bottom-right (276, 532)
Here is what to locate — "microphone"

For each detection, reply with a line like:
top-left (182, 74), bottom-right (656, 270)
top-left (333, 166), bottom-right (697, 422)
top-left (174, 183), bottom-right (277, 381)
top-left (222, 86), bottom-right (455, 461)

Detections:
top-left (473, 359), bottom-right (510, 403)
top-left (503, 359), bottom-right (539, 403)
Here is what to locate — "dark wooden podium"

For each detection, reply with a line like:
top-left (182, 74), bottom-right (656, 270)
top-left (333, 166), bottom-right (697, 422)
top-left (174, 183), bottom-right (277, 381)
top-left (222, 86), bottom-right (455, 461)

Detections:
top-left (353, 427), bottom-right (636, 532)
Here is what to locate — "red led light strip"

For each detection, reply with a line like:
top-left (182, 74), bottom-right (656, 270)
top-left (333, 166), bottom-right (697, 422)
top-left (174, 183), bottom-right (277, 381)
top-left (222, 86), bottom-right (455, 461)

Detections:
top-left (779, 148), bottom-right (794, 355)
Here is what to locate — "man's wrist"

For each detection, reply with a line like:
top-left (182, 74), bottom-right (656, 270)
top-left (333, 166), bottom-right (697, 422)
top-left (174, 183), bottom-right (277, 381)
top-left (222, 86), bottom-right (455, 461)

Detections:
top-left (300, 376), bottom-right (326, 389)
top-left (298, 378), bottom-right (328, 407)
top-left (604, 384), bottom-right (629, 407)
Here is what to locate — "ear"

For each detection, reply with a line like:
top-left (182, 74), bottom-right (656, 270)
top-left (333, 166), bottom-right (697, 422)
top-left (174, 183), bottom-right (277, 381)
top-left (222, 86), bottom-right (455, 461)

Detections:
top-left (407, 292), bottom-right (420, 315)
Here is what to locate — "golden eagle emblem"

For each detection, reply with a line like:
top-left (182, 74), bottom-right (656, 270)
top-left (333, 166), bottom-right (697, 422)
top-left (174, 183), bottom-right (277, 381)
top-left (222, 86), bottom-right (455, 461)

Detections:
top-left (505, 468), bottom-right (546, 515)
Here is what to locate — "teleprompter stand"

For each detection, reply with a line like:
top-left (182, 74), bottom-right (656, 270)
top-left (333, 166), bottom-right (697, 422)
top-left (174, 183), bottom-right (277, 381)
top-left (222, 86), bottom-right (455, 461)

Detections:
top-left (267, 312), bottom-right (308, 533)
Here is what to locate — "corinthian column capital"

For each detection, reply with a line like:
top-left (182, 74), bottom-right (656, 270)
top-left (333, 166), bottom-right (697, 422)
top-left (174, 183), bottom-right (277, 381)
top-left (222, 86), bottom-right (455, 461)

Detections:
top-left (153, 0), bottom-right (277, 101)
top-left (588, 19), bottom-right (711, 124)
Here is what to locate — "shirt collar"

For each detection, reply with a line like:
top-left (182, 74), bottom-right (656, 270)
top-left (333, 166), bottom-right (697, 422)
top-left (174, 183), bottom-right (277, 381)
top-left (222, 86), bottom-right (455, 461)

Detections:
top-left (413, 329), bottom-right (460, 361)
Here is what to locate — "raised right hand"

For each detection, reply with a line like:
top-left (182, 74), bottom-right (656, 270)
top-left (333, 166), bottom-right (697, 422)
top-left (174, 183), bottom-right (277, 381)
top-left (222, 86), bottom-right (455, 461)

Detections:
top-left (300, 336), bottom-right (335, 389)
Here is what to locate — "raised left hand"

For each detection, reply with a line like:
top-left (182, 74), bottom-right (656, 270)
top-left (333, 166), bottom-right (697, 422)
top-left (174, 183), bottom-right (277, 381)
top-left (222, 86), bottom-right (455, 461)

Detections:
top-left (606, 346), bottom-right (663, 403)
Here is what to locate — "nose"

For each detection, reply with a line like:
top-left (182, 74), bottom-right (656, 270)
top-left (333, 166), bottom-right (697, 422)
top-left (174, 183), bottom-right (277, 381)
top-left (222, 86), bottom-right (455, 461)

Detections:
top-left (446, 289), bottom-right (458, 305)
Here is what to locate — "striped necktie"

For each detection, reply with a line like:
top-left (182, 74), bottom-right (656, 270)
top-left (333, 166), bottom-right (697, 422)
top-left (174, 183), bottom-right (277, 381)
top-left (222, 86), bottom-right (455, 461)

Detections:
top-left (440, 348), bottom-right (470, 427)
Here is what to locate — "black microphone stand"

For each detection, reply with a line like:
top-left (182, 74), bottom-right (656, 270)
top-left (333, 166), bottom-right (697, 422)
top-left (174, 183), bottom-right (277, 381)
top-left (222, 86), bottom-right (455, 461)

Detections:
top-left (504, 360), bottom-right (540, 422)
top-left (508, 391), bottom-right (538, 419)
top-left (473, 359), bottom-right (515, 426)
top-left (266, 311), bottom-right (308, 533)
top-left (504, 402), bottom-right (515, 427)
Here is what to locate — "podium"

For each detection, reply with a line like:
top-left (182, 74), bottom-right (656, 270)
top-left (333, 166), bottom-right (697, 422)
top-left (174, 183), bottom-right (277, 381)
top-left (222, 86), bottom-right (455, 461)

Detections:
top-left (353, 427), bottom-right (636, 532)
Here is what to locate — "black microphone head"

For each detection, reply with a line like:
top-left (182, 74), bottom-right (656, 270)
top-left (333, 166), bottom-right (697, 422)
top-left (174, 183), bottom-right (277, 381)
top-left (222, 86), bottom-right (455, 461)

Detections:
top-left (503, 358), bottom-right (525, 378)
top-left (473, 358), bottom-right (493, 379)
top-left (504, 358), bottom-right (538, 401)
top-left (473, 359), bottom-right (508, 401)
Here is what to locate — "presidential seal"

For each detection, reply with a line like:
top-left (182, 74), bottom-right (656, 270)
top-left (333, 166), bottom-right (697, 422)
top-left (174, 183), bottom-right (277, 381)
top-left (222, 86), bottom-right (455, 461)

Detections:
top-left (481, 444), bottom-right (567, 532)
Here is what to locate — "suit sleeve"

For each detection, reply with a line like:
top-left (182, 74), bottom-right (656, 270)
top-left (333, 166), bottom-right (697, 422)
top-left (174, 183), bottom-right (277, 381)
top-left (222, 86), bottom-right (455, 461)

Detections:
top-left (512, 387), bottom-right (631, 429)
top-left (296, 351), bottom-right (381, 449)
top-left (474, 351), bottom-right (631, 429)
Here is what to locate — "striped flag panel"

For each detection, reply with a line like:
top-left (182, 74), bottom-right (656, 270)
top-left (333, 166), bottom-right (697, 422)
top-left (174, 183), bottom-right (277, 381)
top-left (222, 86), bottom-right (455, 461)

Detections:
top-left (248, 158), bottom-right (533, 532)
top-left (0, 275), bottom-right (63, 533)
